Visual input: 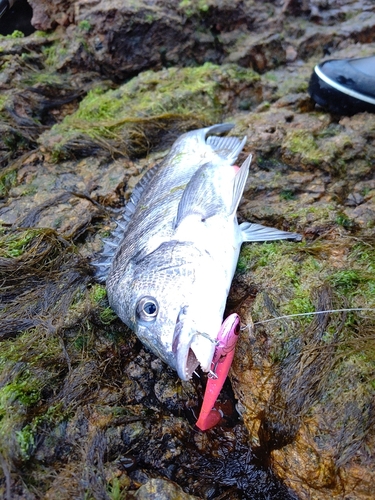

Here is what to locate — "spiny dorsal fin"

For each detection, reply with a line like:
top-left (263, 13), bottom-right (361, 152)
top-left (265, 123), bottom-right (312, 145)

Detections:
top-left (122, 163), bottom-right (160, 222)
top-left (92, 163), bottom-right (160, 282)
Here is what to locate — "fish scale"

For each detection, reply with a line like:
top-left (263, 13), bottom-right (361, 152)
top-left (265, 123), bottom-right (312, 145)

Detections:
top-left (93, 123), bottom-right (301, 380)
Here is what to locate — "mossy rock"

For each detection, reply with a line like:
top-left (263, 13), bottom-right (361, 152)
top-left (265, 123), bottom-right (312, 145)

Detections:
top-left (38, 63), bottom-right (260, 160)
top-left (231, 229), bottom-right (375, 498)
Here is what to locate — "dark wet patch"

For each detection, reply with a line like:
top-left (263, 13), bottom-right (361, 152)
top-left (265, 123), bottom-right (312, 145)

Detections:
top-left (0, 0), bottom-right (34, 37)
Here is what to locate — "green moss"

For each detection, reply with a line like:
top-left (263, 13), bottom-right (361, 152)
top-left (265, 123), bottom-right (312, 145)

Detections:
top-left (2, 388), bottom-right (64, 461)
top-left (43, 43), bottom-right (68, 67)
top-left (73, 333), bottom-right (90, 351)
top-left (236, 255), bottom-right (248, 273)
top-left (10, 30), bottom-right (24, 38)
top-left (287, 204), bottom-right (336, 225)
top-left (336, 213), bottom-right (355, 230)
top-left (107, 477), bottom-right (122, 500)
top-left (0, 371), bottom-right (41, 411)
top-left (78, 20), bottom-right (92, 32)
top-left (34, 30), bottom-right (49, 37)
top-left (241, 241), bottom-right (298, 271)
top-left (4, 128), bottom-right (31, 152)
top-left (0, 169), bottom-right (17, 197)
top-left (88, 284), bottom-right (117, 325)
top-left (39, 63), bottom-right (259, 159)
top-left (264, 72), bottom-right (277, 82)
top-left (73, 64), bottom-right (220, 122)
top-left (239, 238), bottom-right (335, 332)
top-left (16, 424), bottom-right (35, 460)
top-left (0, 95), bottom-right (7, 113)
top-left (90, 284), bottom-right (107, 303)
top-left (99, 307), bottom-right (118, 325)
top-left (329, 270), bottom-right (364, 293)
top-left (1, 328), bottom-right (48, 362)
top-left (280, 189), bottom-right (295, 201)
top-left (0, 30), bottom-right (24, 39)
top-left (283, 295), bottom-right (315, 317)
top-left (351, 243), bottom-right (375, 272)
top-left (0, 369), bottom-right (39, 459)
top-left (283, 130), bottom-right (324, 165)
top-left (19, 184), bottom-right (38, 197)
top-left (179, 0), bottom-right (210, 16)
top-left (145, 12), bottom-right (156, 23)
top-left (25, 69), bottom-right (65, 87)
top-left (284, 126), bottom-right (354, 171)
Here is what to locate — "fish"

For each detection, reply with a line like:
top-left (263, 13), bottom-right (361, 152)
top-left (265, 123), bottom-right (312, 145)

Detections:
top-left (94, 123), bottom-right (301, 381)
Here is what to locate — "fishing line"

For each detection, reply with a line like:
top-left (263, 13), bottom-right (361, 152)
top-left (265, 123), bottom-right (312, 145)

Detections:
top-left (240, 307), bottom-right (375, 329)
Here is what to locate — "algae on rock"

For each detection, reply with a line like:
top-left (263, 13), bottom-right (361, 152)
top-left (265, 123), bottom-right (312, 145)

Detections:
top-left (38, 63), bottom-right (260, 160)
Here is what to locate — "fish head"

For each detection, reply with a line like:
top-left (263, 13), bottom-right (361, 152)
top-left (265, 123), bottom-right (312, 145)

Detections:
top-left (108, 241), bottom-right (224, 380)
top-left (135, 294), bottom-right (218, 381)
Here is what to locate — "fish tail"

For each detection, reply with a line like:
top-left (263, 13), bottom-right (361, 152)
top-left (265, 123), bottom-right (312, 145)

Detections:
top-left (204, 123), bottom-right (247, 164)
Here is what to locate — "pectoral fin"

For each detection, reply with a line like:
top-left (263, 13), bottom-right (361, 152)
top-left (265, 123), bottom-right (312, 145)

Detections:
top-left (175, 154), bottom-right (252, 228)
top-left (230, 155), bottom-right (252, 215)
top-left (174, 163), bottom-right (227, 227)
top-left (240, 222), bottom-right (302, 242)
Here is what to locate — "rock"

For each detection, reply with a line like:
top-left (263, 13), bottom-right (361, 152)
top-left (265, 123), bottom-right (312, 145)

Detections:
top-left (224, 32), bottom-right (286, 73)
top-left (37, 63), bottom-right (261, 160)
top-left (135, 478), bottom-right (198, 500)
top-left (28, 0), bottom-right (74, 30)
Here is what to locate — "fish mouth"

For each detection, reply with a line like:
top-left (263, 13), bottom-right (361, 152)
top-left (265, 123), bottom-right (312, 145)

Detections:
top-left (180, 347), bottom-right (200, 381)
top-left (174, 325), bottom-right (216, 381)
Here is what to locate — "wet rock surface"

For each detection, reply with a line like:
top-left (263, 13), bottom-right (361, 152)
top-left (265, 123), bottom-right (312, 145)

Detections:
top-left (0, 0), bottom-right (375, 499)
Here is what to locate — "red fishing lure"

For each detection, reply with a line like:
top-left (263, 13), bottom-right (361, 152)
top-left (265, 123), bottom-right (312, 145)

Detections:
top-left (196, 313), bottom-right (240, 431)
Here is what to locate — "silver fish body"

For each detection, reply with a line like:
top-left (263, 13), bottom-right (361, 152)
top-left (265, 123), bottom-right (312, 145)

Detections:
top-left (96, 123), bottom-right (300, 380)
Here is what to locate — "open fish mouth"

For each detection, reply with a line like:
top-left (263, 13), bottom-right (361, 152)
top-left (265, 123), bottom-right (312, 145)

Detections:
top-left (182, 347), bottom-right (200, 380)
top-left (174, 328), bottom-right (216, 381)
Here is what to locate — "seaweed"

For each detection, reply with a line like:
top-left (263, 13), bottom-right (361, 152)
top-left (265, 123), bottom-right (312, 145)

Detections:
top-left (0, 226), bottom-right (134, 496)
top-left (0, 227), bottom-right (91, 339)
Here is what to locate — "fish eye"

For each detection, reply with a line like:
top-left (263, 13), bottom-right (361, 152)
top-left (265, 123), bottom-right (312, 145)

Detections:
top-left (136, 296), bottom-right (159, 322)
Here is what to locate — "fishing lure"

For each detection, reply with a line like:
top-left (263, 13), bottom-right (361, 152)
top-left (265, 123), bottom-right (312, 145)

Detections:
top-left (196, 313), bottom-right (241, 431)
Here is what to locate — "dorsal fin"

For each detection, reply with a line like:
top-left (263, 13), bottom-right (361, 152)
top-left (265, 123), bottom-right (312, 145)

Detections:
top-left (122, 163), bottom-right (160, 223)
top-left (92, 163), bottom-right (160, 282)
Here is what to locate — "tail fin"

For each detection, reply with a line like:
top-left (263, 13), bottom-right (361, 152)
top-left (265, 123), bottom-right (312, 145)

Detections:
top-left (205, 123), bottom-right (247, 164)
